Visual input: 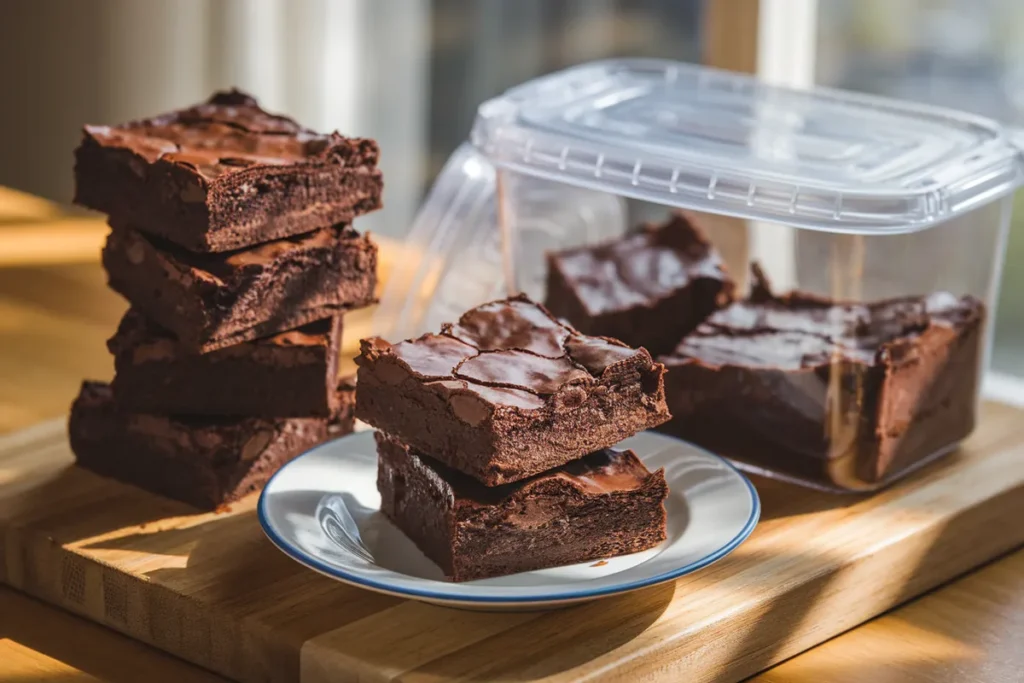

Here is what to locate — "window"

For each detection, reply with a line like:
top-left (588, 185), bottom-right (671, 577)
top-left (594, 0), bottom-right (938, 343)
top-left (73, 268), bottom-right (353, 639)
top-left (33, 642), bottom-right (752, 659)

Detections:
top-left (816, 0), bottom-right (1024, 378)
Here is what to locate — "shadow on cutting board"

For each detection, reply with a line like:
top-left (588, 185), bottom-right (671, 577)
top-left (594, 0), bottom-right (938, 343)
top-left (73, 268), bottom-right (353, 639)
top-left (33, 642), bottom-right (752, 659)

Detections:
top-left (79, 486), bottom-right (675, 681)
top-left (753, 475), bottom-right (866, 521)
top-left (1, 464), bottom-right (192, 546)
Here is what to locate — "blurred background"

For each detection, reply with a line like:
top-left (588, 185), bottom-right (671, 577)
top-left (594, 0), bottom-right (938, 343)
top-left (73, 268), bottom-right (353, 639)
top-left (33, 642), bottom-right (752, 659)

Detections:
top-left (817, 0), bottom-right (1024, 378)
top-left (0, 0), bottom-right (1020, 379)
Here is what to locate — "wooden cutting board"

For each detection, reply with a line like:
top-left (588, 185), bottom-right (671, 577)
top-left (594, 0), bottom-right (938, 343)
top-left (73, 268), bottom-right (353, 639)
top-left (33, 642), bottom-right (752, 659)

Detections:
top-left (2, 404), bottom-right (1023, 683)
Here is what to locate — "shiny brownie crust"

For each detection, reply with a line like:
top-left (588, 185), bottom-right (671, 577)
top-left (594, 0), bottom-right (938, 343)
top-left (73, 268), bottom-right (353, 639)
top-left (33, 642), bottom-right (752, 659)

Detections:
top-left (74, 90), bottom-right (382, 253)
top-left (545, 211), bottom-right (734, 357)
top-left (356, 295), bottom-right (671, 486)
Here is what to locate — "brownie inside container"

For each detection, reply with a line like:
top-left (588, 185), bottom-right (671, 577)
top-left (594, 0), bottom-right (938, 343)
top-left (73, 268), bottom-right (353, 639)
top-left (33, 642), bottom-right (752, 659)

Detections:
top-left (545, 211), bottom-right (735, 357)
top-left (658, 265), bottom-right (985, 490)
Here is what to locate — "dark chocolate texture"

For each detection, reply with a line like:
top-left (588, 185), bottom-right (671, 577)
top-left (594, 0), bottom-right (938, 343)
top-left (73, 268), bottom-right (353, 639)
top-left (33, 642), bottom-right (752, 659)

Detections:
top-left (356, 295), bottom-right (671, 486)
top-left (69, 381), bottom-right (355, 509)
top-left (376, 431), bottom-right (668, 581)
top-left (108, 310), bottom-right (343, 417)
top-left (74, 89), bottom-right (383, 252)
top-left (658, 266), bottom-right (984, 490)
top-left (103, 223), bottom-right (376, 352)
top-left (545, 211), bottom-right (734, 356)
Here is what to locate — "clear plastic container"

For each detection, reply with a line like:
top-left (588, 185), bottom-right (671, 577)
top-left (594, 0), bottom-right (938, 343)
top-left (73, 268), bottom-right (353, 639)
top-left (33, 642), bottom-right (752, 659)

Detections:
top-left (375, 59), bottom-right (1023, 492)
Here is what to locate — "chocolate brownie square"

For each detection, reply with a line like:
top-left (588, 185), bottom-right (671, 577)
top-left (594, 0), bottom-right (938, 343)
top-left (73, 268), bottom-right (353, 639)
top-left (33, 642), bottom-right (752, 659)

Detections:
top-left (74, 90), bottom-right (382, 252)
top-left (658, 266), bottom-right (984, 489)
top-left (545, 211), bottom-right (734, 356)
top-left (108, 310), bottom-right (343, 417)
top-left (376, 431), bottom-right (668, 581)
top-left (69, 380), bottom-right (355, 509)
top-left (356, 295), bottom-right (671, 486)
top-left (103, 223), bottom-right (376, 352)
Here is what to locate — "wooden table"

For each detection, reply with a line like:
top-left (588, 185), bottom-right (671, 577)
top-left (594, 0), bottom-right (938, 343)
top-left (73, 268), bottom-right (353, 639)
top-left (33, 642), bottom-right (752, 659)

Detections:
top-left (1, 197), bottom-right (1022, 682)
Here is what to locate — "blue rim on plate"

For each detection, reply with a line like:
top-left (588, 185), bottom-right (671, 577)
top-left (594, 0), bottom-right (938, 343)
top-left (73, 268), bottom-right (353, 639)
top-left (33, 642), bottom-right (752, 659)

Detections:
top-left (257, 435), bottom-right (761, 605)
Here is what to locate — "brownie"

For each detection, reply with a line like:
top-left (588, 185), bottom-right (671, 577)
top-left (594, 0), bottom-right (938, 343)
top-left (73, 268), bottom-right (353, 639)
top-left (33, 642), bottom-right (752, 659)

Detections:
top-left (376, 431), bottom-right (668, 581)
top-left (108, 309), bottom-right (343, 417)
top-left (69, 380), bottom-right (355, 509)
top-left (102, 223), bottom-right (376, 352)
top-left (658, 266), bottom-right (985, 490)
top-left (356, 295), bottom-right (671, 486)
top-left (74, 90), bottom-right (383, 253)
top-left (545, 211), bottom-right (734, 356)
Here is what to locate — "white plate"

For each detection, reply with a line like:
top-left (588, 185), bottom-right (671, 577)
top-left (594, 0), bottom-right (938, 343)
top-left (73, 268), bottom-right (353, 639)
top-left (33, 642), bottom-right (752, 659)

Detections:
top-left (258, 430), bottom-right (759, 610)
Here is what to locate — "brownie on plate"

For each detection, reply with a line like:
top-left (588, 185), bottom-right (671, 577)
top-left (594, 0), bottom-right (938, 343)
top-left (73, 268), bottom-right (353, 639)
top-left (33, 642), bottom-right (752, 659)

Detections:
top-left (108, 310), bottom-right (343, 417)
top-left (103, 223), bottom-right (376, 352)
top-left (356, 295), bottom-right (671, 486)
top-left (74, 90), bottom-right (382, 253)
top-left (376, 431), bottom-right (668, 581)
top-left (545, 211), bottom-right (734, 356)
top-left (658, 265), bottom-right (984, 488)
top-left (69, 380), bottom-right (355, 509)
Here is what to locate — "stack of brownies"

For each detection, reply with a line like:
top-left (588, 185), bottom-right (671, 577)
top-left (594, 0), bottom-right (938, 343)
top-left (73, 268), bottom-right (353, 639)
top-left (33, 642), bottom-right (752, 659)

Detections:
top-left (68, 91), bottom-right (381, 509)
top-left (355, 294), bottom-right (672, 581)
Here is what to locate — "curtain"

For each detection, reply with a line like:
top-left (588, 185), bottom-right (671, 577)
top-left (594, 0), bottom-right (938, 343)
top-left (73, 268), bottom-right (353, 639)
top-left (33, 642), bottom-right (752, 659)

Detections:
top-left (0, 0), bottom-right (429, 238)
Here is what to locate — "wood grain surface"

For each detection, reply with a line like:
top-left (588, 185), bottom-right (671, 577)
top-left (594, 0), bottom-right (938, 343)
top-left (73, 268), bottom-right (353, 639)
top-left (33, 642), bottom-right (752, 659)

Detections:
top-left (751, 550), bottom-right (1024, 683)
top-left (0, 217), bottom-right (108, 266)
top-left (0, 186), bottom-right (64, 223)
top-left (2, 192), bottom-right (1023, 682)
top-left (2, 402), bottom-right (1022, 683)
top-left (0, 586), bottom-right (227, 683)
top-left (0, 190), bottom-right (230, 683)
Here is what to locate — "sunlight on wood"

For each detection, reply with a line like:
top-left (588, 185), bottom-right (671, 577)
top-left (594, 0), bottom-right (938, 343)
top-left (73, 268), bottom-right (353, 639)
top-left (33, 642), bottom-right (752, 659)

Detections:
top-left (0, 186), bottom-right (65, 222)
top-left (0, 466), bottom-right (21, 486)
top-left (83, 547), bottom-right (192, 571)
top-left (0, 407), bottom-right (42, 439)
top-left (0, 296), bottom-right (113, 337)
top-left (0, 587), bottom-right (228, 682)
top-left (0, 218), bottom-right (107, 266)
top-left (755, 621), bottom-right (978, 683)
top-left (67, 511), bottom-right (253, 548)
top-left (755, 528), bottom-right (1024, 683)
top-left (0, 639), bottom-right (101, 682)
top-left (301, 604), bottom-right (537, 683)
top-left (769, 526), bottom-right (943, 653)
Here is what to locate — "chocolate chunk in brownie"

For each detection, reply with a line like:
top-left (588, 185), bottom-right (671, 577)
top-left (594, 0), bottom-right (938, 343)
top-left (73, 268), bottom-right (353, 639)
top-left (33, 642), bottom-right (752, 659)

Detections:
top-left (376, 431), bottom-right (668, 581)
top-left (74, 89), bottom-right (382, 252)
top-left (108, 310), bottom-right (343, 417)
top-left (658, 265), bottom-right (985, 490)
top-left (103, 223), bottom-right (376, 353)
top-left (68, 380), bottom-right (355, 509)
top-left (356, 294), bottom-right (671, 486)
top-left (545, 211), bottom-right (734, 356)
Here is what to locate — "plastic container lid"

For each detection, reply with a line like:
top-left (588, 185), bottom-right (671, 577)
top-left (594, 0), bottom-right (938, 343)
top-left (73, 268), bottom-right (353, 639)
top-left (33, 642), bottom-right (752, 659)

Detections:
top-left (374, 58), bottom-right (1024, 341)
top-left (473, 59), bottom-right (1024, 233)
